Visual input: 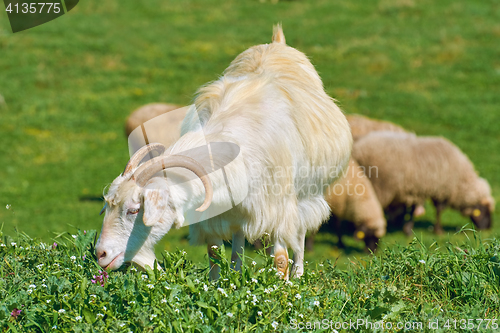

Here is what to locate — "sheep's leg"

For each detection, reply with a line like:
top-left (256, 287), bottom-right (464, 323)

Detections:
top-left (207, 238), bottom-right (223, 281)
top-left (271, 239), bottom-right (289, 279)
top-left (231, 230), bottom-right (245, 272)
top-left (402, 205), bottom-right (416, 236)
top-left (305, 233), bottom-right (315, 252)
top-left (291, 229), bottom-right (306, 278)
top-left (433, 200), bottom-right (445, 235)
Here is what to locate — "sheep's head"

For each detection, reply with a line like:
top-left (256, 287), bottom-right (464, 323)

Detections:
top-left (95, 143), bottom-right (213, 270)
top-left (462, 177), bottom-right (495, 230)
top-left (354, 223), bottom-right (385, 253)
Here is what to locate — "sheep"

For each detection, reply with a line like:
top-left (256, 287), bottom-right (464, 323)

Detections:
top-left (305, 158), bottom-right (386, 252)
top-left (125, 103), bottom-right (184, 137)
top-left (352, 131), bottom-right (495, 235)
top-left (95, 25), bottom-right (352, 279)
top-left (346, 114), bottom-right (407, 142)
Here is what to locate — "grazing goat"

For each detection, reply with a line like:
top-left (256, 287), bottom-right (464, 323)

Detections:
top-left (96, 25), bottom-right (352, 279)
top-left (353, 132), bottom-right (495, 235)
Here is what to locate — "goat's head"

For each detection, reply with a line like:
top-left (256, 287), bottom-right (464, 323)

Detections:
top-left (95, 143), bottom-right (213, 270)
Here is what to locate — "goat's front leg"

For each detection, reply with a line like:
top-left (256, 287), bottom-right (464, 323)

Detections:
top-left (231, 230), bottom-right (245, 272)
top-left (291, 229), bottom-right (306, 278)
top-left (272, 239), bottom-right (289, 279)
top-left (207, 238), bottom-right (223, 281)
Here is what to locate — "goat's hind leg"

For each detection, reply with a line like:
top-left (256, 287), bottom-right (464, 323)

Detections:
top-left (291, 228), bottom-right (306, 278)
top-left (272, 239), bottom-right (289, 279)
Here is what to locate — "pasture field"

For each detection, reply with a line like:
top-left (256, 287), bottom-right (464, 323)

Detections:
top-left (1, 230), bottom-right (500, 332)
top-left (0, 1), bottom-right (499, 328)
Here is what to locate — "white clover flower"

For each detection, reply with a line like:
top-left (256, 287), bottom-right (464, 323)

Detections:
top-left (174, 309), bottom-right (179, 313)
top-left (314, 300), bottom-right (320, 307)
top-left (217, 287), bottom-right (228, 297)
top-left (203, 284), bottom-right (208, 292)
top-left (227, 312), bottom-right (233, 318)
top-left (252, 261), bottom-right (257, 266)
top-left (150, 314), bottom-right (157, 320)
top-left (141, 275), bottom-right (148, 280)
top-left (147, 284), bottom-right (154, 289)
top-left (58, 309), bottom-right (65, 314)
top-left (161, 298), bottom-right (167, 303)
top-left (70, 256), bottom-right (76, 261)
top-left (130, 267), bottom-right (137, 272)
top-left (11, 242), bottom-right (16, 247)
top-left (27, 289), bottom-right (33, 294)
top-left (257, 311), bottom-right (262, 316)
top-left (29, 284), bottom-right (36, 289)
top-left (230, 283), bottom-right (236, 290)
top-left (75, 316), bottom-right (82, 321)
top-left (246, 290), bottom-right (251, 294)
top-left (264, 288), bottom-right (273, 294)
top-left (96, 313), bottom-right (104, 318)
top-left (72, 235), bottom-right (77, 239)
top-left (295, 294), bottom-right (301, 300)
top-left (251, 278), bottom-right (258, 283)
top-left (259, 268), bottom-right (265, 273)
top-left (276, 271), bottom-right (284, 277)
top-left (46, 300), bottom-right (51, 303)
top-left (419, 260), bottom-right (426, 264)
top-left (285, 280), bottom-right (293, 286)
top-left (272, 321), bottom-right (279, 329)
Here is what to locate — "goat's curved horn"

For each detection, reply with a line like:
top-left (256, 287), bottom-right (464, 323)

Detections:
top-left (135, 155), bottom-right (213, 212)
top-left (122, 143), bottom-right (166, 176)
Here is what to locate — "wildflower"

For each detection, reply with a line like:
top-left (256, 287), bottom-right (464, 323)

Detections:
top-left (257, 311), bottom-right (263, 316)
top-left (194, 279), bottom-right (200, 284)
top-left (259, 268), bottom-right (265, 273)
top-left (130, 266), bottom-right (137, 272)
top-left (58, 309), bottom-right (65, 314)
top-left (198, 311), bottom-right (203, 319)
top-left (419, 259), bottom-right (426, 264)
top-left (285, 280), bottom-right (293, 286)
top-left (272, 321), bottom-right (279, 329)
top-left (174, 309), bottom-right (179, 313)
top-left (161, 298), bottom-right (167, 303)
top-left (119, 323), bottom-right (126, 327)
top-left (84, 230), bottom-right (87, 235)
top-left (288, 258), bottom-right (294, 264)
top-left (227, 312), bottom-right (233, 318)
top-left (129, 301), bottom-right (135, 304)
top-left (40, 243), bottom-right (46, 249)
top-left (82, 254), bottom-right (86, 261)
top-left (90, 294), bottom-right (97, 298)
top-left (203, 284), bottom-right (208, 292)
top-left (150, 314), bottom-right (157, 320)
top-left (29, 284), bottom-right (36, 289)
top-left (96, 313), bottom-right (104, 318)
top-left (42, 284), bottom-right (47, 288)
top-left (252, 261), bottom-right (257, 266)
top-left (182, 250), bottom-right (187, 255)
top-left (36, 264), bottom-right (44, 269)
top-left (52, 242), bottom-right (57, 249)
top-left (211, 245), bottom-right (218, 249)
top-left (319, 263), bottom-right (324, 267)
top-left (103, 306), bottom-right (107, 311)
top-left (52, 326), bottom-right (57, 329)
top-left (70, 256), bottom-right (76, 261)
top-left (91, 270), bottom-right (108, 287)
top-left (251, 278), bottom-right (258, 283)
top-left (77, 264), bottom-right (83, 269)
top-left (295, 294), bottom-right (301, 300)
top-left (230, 283), bottom-right (236, 290)
top-left (299, 313), bottom-right (304, 318)
top-left (75, 316), bottom-right (82, 321)
top-left (27, 289), bottom-right (33, 294)
top-left (72, 235), bottom-right (77, 239)
top-left (218, 287), bottom-right (228, 297)
top-left (276, 271), bottom-right (284, 277)
top-left (141, 275), bottom-right (148, 280)
top-left (313, 301), bottom-right (320, 307)
top-left (270, 254), bottom-right (275, 258)
top-left (287, 302), bottom-right (293, 307)
top-left (6, 204), bottom-right (10, 209)
top-left (53, 263), bottom-right (60, 267)
top-left (63, 294), bottom-right (69, 298)
top-left (164, 285), bottom-right (171, 290)
top-left (264, 288), bottom-right (273, 294)
top-left (46, 300), bottom-right (51, 303)
top-left (10, 308), bottom-right (21, 318)
top-left (11, 242), bottom-right (16, 247)
top-left (147, 284), bottom-right (154, 289)
top-left (0, 243), bottom-right (5, 247)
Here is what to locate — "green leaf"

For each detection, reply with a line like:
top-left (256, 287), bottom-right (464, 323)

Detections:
top-left (83, 307), bottom-right (95, 324)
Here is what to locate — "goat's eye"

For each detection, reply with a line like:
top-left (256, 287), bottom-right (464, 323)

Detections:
top-left (127, 208), bottom-right (140, 215)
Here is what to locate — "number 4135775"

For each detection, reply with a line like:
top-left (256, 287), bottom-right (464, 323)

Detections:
top-left (444, 319), bottom-right (498, 330)
top-left (5, 3), bottom-right (61, 14)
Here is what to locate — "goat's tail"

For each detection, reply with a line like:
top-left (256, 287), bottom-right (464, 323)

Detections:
top-left (272, 24), bottom-right (286, 44)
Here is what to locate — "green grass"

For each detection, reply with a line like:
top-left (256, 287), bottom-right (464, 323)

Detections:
top-left (0, 0), bottom-right (499, 267)
top-left (1, 229), bottom-right (500, 332)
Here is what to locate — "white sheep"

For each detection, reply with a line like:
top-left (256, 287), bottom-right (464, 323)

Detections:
top-left (306, 158), bottom-right (386, 252)
top-left (95, 25), bottom-right (352, 279)
top-left (346, 114), bottom-right (407, 142)
top-left (353, 131), bottom-right (495, 235)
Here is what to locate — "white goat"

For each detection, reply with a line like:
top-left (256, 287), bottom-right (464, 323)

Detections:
top-left (95, 25), bottom-right (352, 279)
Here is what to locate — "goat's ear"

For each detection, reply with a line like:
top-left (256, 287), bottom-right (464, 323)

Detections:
top-left (142, 187), bottom-right (169, 227)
